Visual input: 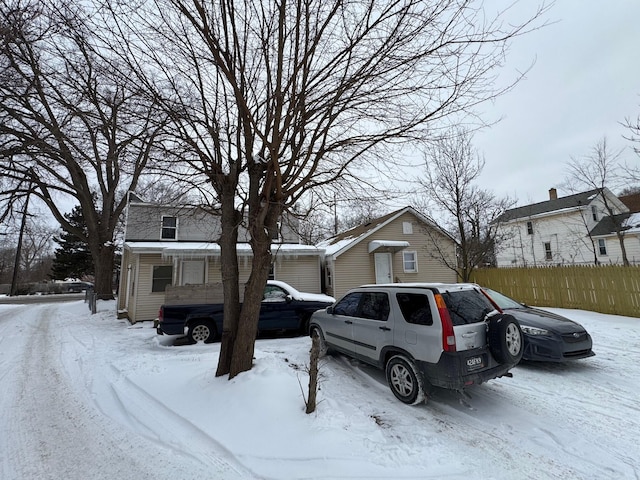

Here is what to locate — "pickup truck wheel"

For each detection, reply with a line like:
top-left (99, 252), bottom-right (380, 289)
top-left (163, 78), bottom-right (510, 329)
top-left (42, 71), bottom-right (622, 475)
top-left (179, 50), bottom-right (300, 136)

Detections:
top-left (385, 355), bottom-right (425, 405)
top-left (188, 320), bottom-right (216, 344)
top-left (488, 314), bottom-right (523, 364)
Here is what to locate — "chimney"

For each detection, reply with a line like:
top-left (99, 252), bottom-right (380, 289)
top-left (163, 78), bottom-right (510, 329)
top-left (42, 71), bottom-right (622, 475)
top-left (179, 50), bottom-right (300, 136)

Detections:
top-left (549, 188), bottom-right (558, 200)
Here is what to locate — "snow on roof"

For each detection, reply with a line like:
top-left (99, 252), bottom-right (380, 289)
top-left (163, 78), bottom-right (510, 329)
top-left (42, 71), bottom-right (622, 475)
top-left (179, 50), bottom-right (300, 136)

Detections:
top-left (124, 241), bottom-right (323, 256)
top-left (623, 212), bottom-right (640, 233)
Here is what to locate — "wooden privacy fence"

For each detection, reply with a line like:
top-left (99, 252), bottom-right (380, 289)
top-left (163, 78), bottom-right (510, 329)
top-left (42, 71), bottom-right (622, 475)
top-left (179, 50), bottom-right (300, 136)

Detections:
top-left (470, 265), bottom-right (640, 319)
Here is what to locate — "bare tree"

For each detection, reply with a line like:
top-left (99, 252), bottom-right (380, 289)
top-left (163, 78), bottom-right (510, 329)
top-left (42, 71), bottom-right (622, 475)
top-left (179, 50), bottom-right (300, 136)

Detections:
top-left (565, 137), bottom-right (630, 266)
top-left (418, 128), bottom-right (514, 281)
top-left (623, 113), bottom-right (640, 184)
top-left (105, 0), bottom-right (548, 377)
top-left (0, 0), bottom-right (167, 298)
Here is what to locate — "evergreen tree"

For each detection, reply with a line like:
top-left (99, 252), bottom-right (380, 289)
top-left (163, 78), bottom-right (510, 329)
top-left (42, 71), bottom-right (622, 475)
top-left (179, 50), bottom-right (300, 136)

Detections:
top-left (50, 207), bottom-right (94, 280)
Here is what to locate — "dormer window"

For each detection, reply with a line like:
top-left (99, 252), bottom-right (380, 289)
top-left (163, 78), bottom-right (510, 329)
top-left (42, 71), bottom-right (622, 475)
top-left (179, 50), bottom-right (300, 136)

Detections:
top-left (591, 205), bottom-right (598, 222)
top-left (161, 216), bottom-right (177, 240)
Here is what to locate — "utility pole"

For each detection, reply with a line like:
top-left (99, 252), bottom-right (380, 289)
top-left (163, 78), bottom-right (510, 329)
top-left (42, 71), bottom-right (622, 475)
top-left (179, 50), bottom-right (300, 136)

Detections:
top-left (10, 181), bottom-right (32, 296)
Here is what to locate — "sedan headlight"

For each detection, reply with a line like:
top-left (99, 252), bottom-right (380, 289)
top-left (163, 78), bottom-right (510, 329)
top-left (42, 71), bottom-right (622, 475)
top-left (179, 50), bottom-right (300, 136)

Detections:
top-left (520, 325), bottom-right (550, 336)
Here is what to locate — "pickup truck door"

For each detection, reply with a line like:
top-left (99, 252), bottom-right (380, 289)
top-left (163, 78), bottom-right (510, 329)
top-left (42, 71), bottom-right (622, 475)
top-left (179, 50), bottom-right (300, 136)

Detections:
top-left (259, 284), bottom-right (299, 331)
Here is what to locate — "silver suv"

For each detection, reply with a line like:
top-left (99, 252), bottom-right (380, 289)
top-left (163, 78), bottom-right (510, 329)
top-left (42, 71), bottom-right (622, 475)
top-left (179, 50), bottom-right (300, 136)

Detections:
top-left (309, 283), bottom-right (523, 404)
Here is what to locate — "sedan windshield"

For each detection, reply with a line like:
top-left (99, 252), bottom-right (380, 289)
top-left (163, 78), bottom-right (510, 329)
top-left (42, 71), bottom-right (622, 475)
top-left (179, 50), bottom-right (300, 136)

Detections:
top-left (484, 288), bottom-right (524, 310)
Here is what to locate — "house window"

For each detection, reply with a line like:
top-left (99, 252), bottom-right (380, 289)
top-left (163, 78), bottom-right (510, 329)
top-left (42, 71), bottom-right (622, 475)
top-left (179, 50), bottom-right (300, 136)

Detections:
top-left (181, 260), bottom-right (205, 285)
top-left (403, 251), bottom-right (418, 273)
top-left (591, 205), bottom-right (598, 222)
top-left (543, 242), bottom-right (552, 261)
top-left (526, 221), bottom-right (533, 235)
top-left (152, 265), bottom-right (173, 292)
top-left (326, 267), bottom-right (333, 287)
top-left (598, 239), bottom-right (607, 256)
top-left (402, 221), bottom-right (413, 234)
top-left (161, 216), bottom-right (177, 240)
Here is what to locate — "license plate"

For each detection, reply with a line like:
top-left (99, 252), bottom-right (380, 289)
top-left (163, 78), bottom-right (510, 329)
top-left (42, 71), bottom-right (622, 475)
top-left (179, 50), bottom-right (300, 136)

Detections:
top-left (466, 355), bottom-right (484, 371)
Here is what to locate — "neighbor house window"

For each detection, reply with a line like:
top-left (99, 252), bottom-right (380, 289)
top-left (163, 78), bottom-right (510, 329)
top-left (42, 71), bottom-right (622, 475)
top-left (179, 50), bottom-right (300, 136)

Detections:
top-left (326, 267), bottom-right (333, 287)
top-left (543, 242), bottom-right (552, 261)
top-left (152, 265), bottom-right (173, 292)
top-left (591, 205), bottom-right (598, 222)
top-left (526, 221), bottom-right (533, 235)
top-left (598, 239), bottom-right (607, 256)
top-left (402, 221), bottom-right (413, 234)
top-left (403, 251), bottom-right (418, 273)
top-left (161, 216), bottom-right (177, 240)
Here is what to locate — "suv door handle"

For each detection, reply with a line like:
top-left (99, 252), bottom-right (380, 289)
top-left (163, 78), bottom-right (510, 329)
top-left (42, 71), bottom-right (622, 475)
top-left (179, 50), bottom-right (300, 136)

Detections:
top-left (462, 332), bottom-right (477, 338)
top-left (379, 326), bottom-right (391, 331)
top-left (344, 320), bottom-right (353, 324)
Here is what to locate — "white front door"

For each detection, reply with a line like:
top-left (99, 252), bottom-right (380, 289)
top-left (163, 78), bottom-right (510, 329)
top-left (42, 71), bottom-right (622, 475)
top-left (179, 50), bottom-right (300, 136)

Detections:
top-left (374, 253), bottom-right (393, 284)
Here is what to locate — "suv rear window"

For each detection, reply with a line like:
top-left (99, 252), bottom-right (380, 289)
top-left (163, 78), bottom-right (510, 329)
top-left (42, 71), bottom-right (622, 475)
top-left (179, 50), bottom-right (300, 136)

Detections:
top-left (440, 289), bottom-right (493, 326)
top-left (396, 293), bottom-right (433, 325)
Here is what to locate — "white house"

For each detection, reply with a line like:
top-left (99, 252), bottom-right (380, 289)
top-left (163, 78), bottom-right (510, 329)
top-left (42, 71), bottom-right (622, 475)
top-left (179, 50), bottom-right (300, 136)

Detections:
top-left (494, 188), bottom-right (640, 267)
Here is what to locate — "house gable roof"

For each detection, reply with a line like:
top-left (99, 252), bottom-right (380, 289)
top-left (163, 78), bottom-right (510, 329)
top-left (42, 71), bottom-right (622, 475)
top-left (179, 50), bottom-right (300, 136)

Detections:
top-left (319, 206), bottom-right (453, 259)
top-left (496, 189), bottom-right (602, 223)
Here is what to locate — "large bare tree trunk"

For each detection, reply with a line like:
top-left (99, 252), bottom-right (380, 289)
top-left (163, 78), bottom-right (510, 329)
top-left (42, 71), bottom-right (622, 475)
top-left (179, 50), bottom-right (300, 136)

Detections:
top-left (216, 197), bottom-right (242, 377)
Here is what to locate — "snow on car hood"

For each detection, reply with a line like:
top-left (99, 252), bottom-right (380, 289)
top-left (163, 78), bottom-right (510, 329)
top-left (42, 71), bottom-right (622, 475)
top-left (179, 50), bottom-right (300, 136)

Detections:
top-left (294, 292), bottom-right (335, 303)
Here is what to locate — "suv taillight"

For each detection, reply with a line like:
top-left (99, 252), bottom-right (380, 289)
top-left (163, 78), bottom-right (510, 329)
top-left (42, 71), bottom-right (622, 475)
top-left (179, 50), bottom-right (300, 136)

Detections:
top-left (434, 293), bottom-right (456, 352)
top-left (158, 307), bottom-right (163, 323)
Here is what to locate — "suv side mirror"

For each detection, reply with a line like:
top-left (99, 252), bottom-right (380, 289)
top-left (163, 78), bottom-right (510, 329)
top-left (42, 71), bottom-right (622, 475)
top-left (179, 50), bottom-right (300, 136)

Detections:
top-left (326, 306), bottom-right (334, 315)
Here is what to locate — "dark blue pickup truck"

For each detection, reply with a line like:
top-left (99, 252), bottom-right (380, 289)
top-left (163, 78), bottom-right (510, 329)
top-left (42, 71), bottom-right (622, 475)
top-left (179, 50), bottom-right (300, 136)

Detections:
top-left (156, 280), bottom-right (335, 343)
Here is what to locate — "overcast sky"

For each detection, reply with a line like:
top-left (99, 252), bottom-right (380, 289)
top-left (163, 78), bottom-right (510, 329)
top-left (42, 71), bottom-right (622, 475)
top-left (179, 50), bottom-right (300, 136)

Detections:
top-left (473, 1), bottom-right (640, 206)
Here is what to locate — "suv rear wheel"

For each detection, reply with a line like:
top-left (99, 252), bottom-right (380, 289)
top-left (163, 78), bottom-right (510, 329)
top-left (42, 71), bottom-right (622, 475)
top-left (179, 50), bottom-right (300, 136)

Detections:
top-left (385, 355), bottom-right (426, 405)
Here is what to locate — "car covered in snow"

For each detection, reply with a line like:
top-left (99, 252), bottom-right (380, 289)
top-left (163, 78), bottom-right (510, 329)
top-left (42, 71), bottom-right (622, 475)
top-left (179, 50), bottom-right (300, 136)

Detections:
top-left (481, 288), bottom-right (595, 362)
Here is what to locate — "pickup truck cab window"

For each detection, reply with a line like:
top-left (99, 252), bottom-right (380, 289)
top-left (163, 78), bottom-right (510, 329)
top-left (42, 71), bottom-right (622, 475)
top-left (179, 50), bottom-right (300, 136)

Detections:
top-left (263, 285), bottom-right (289, 302)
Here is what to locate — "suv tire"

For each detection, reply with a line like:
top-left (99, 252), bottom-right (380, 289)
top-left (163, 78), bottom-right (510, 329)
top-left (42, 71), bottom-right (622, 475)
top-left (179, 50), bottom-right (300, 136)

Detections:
top-left (488, 314), bottom-right (523, 364)
top-left (385, 355), bottom-right (426, 405)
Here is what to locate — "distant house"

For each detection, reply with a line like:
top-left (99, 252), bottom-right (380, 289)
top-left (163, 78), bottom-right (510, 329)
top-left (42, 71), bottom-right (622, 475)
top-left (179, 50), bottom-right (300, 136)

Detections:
top-left (117, 195), bottom-right (324, 323)
top-left (494, 188), bottom-right (640, 267)
top-left (319, 206), bottom-right (457, 299)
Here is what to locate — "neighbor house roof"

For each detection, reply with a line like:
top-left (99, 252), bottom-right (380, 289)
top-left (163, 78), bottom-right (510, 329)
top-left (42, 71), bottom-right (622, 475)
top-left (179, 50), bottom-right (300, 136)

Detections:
top-left (590, 212), bottom-right (640, 237)
top-left (318, 206), bottom-right (454, 259)
top-left (495, 189), bottom-right (602, 223)
top-left (619, 193), bottom-right (640, 213)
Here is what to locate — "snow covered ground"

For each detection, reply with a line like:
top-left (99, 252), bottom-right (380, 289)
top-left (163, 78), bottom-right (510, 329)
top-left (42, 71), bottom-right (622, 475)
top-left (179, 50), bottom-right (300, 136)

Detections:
top-left (1, 299), bottom-right (639, 480)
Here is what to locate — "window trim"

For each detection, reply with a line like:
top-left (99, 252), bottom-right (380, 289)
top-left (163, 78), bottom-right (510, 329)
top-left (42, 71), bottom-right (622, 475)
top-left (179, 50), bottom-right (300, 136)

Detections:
top-left (402, 250), bottom-right (418, 273)
top-left (597, 238), bottom-right (607, 256)
top-left (151, 265), bottom-right (173, 293)
top-left (160, 216), bottom-right (178, 240)
top-left (402, 221), bottom-right (413, 235)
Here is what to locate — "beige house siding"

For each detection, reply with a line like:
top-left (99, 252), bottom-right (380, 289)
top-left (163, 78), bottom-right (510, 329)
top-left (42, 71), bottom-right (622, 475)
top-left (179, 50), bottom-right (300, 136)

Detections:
top-left (273, 255), bottom-right (322, 293)
top-left (123, 251), bottom-right (324, 323)
top-left (328, 211), bottom-right (457, 299)
top-left (132, 253), bottom-right (174, 322)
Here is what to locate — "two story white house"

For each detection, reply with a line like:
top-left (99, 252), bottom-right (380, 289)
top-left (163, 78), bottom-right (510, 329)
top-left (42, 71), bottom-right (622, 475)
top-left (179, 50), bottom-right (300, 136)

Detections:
top-left (494, 188), bottom-right (640, 267)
